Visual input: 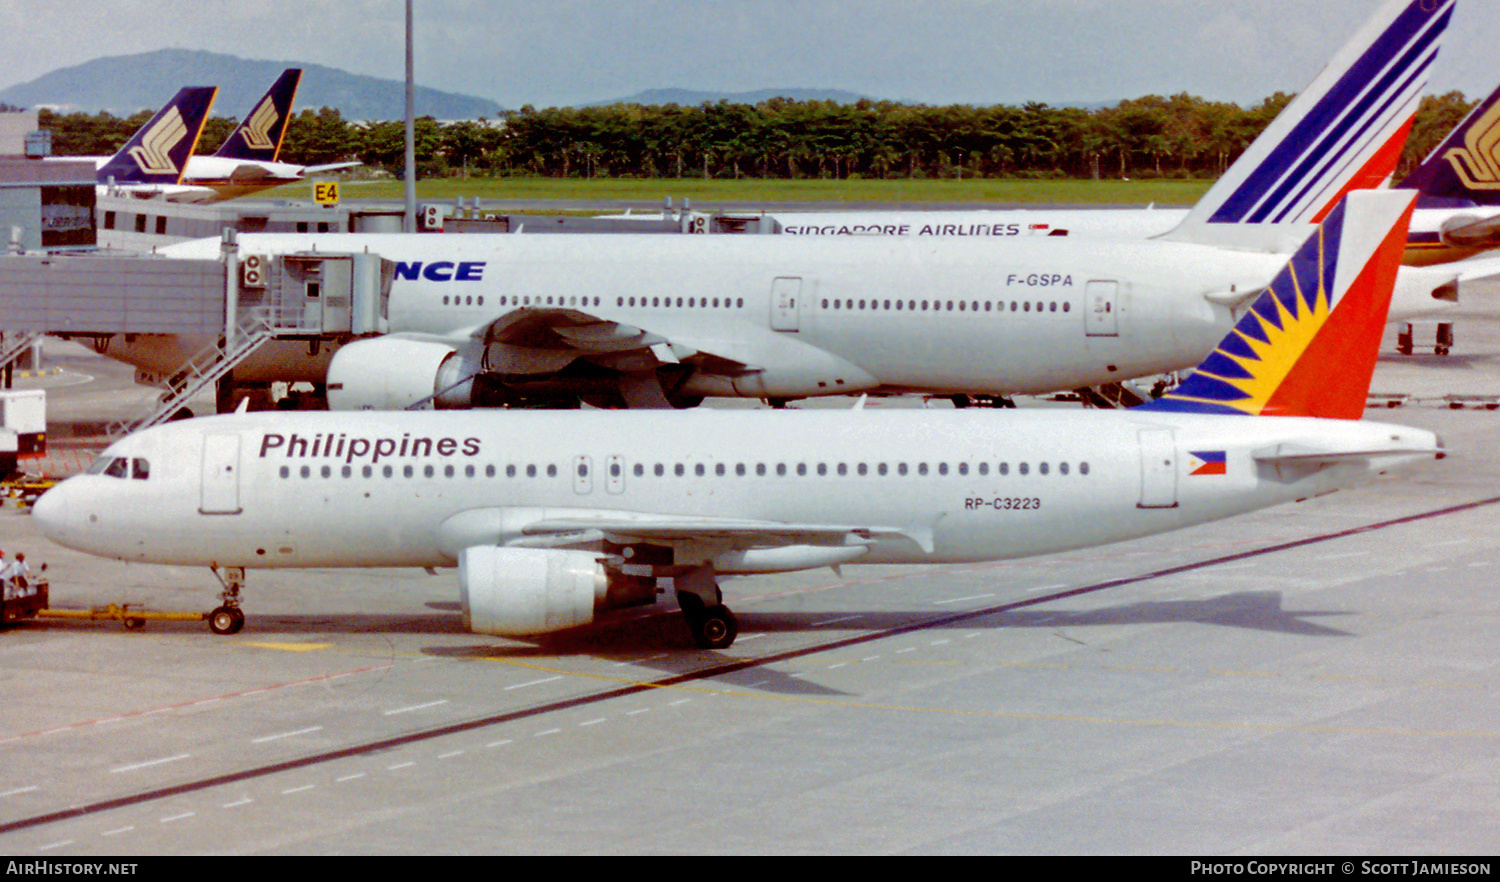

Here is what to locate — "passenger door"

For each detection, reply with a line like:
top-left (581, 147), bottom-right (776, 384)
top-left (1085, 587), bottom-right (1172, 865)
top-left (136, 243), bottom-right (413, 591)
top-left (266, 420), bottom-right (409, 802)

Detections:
top-left (200, 433), bottom-right (242, 515)
top-left (1085, 280), bottom-right (1119, 337)
top-left (770, 277), bottom-right (802, 332)
top-left (1137, 428), bottom-right (1178, 509)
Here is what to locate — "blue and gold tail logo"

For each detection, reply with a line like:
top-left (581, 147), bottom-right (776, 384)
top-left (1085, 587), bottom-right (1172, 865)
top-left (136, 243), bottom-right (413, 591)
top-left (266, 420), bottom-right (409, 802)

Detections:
top-left (239, 96), bottom-right (280, 152)
top-left (127, 107), bottom-right (188, 176)
top-left (216, 69), bottom-right (301, 163)
top-left (1442, 99), bottom-right (1500, 192)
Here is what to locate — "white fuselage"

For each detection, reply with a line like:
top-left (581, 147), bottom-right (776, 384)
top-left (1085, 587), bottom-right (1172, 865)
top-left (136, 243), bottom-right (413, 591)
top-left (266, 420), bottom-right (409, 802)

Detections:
top-left (153, 233), bottom-right (1258, 395)
top-left (763, 206), bottom-right (1486, 265)
top-left (122, 226), bottom-right (1455, 402)
top-left (33, 408), bottom-right (1438, 573)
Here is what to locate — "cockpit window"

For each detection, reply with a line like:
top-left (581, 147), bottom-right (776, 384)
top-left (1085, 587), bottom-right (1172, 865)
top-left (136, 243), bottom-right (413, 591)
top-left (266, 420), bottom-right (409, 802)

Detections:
top-left (86, 456), bottom-right (147, 479)
top-left (92, 457), bottom-right (130, 478)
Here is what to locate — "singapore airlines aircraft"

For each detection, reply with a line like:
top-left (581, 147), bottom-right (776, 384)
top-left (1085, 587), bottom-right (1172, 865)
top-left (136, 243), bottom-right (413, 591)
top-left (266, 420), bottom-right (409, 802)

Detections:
top-left (89, 71), bottom-right (358, 202)
top-left (764, 82), bottom-right (1500, 271)
top-left (128, 0), bottom-right (1457, 412)
top-left (32, 191), bottom-right (1442, 648)
top-left (1398, 80), bottom-right (1500, 265)
top-left (76, 87), bottom-right (219, 197)
top-left (173, 69), bottom-right (362, 202)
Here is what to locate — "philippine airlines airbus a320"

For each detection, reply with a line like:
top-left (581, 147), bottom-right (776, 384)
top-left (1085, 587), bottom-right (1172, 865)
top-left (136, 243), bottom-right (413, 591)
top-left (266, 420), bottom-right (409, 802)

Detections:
top-left (33, 191), bottom-right (1442, 649)
top-left (118, 0), bottom-right (1459, 413)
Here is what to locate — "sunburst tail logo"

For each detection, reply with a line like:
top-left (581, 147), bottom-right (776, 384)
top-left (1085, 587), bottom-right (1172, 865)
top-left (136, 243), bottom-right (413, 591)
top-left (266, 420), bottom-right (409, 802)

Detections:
top-left (1140, 190), bottom-right (1416, 420)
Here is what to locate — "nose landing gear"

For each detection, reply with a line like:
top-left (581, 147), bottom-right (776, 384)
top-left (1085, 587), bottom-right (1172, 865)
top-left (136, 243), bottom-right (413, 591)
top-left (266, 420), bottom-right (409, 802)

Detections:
top-left (208, 565), bottom-right (246, 635)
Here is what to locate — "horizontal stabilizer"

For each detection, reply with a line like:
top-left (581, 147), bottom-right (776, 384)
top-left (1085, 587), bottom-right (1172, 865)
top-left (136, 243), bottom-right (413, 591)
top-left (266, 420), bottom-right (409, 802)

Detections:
top-left (1439, 214), bottom-right (1500, 248)
top-left (303, 162), bottom-right (363, 175)
top-left (1252, 442), bottom-right (1443, 465)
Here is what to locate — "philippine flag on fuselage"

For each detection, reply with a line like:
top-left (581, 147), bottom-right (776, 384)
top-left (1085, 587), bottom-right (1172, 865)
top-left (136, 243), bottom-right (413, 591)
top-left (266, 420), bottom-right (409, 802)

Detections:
top-left (1189, 451), bottom-right (1227, 476)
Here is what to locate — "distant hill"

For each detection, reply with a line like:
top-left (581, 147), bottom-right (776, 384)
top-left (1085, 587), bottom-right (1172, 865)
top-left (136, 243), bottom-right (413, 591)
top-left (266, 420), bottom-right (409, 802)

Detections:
top-left (0, 49), bottom-right (503, 120)
top-left (583, 87), bottom-right (881, 107)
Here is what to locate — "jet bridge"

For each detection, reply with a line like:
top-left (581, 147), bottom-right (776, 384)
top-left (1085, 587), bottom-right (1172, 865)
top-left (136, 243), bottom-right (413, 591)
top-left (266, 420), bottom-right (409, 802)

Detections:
top-left (0, 244), bottom-right (394, 436)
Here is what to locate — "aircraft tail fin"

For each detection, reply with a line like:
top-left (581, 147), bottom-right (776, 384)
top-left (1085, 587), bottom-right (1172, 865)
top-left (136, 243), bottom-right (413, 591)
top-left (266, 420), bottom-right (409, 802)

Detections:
top-left (1139, 189), bottom-right (1416, 420)
top-left (214, 69), bottom-right (301, 163)
top-left (1396, 82), bottom-right (1500, 207)
top-left (97, 87), bottom-right (218, 186)
top-left (1160, 0), bottom-right (1451, 253)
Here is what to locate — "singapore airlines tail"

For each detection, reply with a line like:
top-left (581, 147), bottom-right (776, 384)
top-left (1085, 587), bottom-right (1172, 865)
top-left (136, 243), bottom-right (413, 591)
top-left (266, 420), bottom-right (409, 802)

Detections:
top-left (1143, 189), bottom-right (1416, 419)
top-left (96, 86), bottom-right (218, 187)
top-left (213, 69), bottom-right (301, 163)
top-left (1162, 0), bottom-right (1451, 253)
top-left (1397, 82), bottom-right (1500, 208)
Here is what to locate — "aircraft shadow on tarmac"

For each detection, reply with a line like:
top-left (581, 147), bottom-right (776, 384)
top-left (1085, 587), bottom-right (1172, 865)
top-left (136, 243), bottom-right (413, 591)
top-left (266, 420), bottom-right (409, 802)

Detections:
top-left (17, 591), bottom-right (1350, 668)
top-left (429, 588), bottom-right (1351, 656)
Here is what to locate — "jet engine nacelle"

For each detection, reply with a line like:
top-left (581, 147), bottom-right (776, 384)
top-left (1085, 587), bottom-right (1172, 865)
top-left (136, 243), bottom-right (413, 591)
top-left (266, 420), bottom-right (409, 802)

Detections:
top-left (326, 337), bottom-right (479, 410)
top-left (459, 547), bottom-right (608, 636)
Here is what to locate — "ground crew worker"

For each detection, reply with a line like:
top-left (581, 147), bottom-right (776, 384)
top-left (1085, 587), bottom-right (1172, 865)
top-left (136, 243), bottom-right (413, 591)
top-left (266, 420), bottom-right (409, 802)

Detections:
top-left (4, 552), bottom-right (31, 597)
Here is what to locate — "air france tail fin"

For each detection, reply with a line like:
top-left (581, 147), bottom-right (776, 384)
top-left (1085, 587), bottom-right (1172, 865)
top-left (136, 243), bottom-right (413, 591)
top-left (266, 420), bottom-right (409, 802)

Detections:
top-left (1140, 189), bottom-right (1416, 420)
top-left (1396, 82), bottom-right (1500, 207)
top-left (97, 86), bottom-right (218, 186)
top-left (214, 69), bottom-right (301, 163)
top-left (1162, 0), bottom-right (1451, 253)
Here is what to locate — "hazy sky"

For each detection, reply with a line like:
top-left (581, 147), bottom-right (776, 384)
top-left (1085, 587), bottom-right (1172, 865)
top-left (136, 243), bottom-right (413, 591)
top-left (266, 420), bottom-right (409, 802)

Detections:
top-left (3, 1), bottom-right (1493, 109)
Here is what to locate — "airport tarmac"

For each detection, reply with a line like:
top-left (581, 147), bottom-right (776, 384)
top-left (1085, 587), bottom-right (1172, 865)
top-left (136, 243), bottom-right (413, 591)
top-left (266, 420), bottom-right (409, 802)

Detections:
top-left (0, 309), bottom-right (1497, 855)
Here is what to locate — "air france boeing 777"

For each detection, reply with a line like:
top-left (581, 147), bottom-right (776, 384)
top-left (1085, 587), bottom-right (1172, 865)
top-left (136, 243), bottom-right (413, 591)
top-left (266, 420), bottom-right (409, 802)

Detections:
top-left (138, 0), bottom-right (1458, 412)
top-left (33, 190), bottom-right (1443, 648)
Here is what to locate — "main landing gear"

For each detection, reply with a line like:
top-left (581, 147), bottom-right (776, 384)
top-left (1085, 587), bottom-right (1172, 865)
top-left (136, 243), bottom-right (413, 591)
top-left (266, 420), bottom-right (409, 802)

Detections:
top-left (208, 565), bottom-right (246, 635)
top-left (1397, 321), bottom-right (1454, 357)
top-left (675, 566), bottom-right (737, 649)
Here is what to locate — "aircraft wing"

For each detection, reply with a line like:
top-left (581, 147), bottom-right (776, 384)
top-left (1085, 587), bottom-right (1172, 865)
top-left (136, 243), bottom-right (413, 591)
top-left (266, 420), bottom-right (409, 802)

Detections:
top-left (475, 306), bottom-right (747, 375)
top-left (402, 304), bottom-right (877, 395)
top-left (518, 511), bottom-right (909, 547)
top-left (436, 505), bottom-right (932, 570)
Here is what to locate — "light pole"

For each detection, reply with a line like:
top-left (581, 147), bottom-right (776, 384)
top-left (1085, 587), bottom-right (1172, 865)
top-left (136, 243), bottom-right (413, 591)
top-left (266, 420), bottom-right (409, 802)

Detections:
top-left (404, 0), bottom-right (417, 233)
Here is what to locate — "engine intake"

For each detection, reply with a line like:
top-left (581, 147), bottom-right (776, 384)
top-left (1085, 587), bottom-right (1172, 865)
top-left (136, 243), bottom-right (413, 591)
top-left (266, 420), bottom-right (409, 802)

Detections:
top-left (459, 547), bottom-right (608, 636)
top-left (326, 337), bottom-right (480, 410)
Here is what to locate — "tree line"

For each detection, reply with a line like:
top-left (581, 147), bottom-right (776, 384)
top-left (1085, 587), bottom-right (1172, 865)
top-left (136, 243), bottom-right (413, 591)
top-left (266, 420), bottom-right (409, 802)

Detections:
top-left (38, 91), bottom-right (1476, 182)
